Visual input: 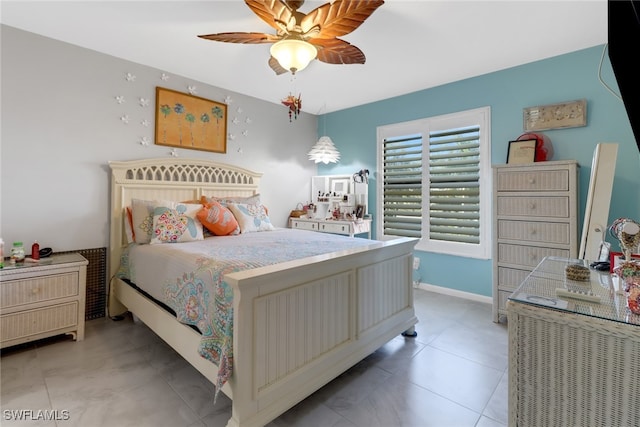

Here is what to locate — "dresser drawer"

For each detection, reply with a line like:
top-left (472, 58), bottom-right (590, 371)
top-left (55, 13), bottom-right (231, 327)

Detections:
top-left (290, 220), bottom-right (318, 231)
top-left (496, 169), bottom-right (569, 191)
top-left (497, 220), bottom-right (571, 245)
top-left (0, 272), bottom-right (79, 309)
top-left (497, 290), bottom-right (514, 312)
top-left (1, 302), bottom-right (78, 342)
top-left (497, 243), bottom-right (569, 268)
top-left (497, 196), bottom-right (570, 218)
top-left (320, 222), bottom-right (349, 234)
top-left (498, 267), bottom-right (532, 291)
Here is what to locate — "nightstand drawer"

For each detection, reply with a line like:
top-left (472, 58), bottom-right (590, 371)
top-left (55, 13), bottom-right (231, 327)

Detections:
top-left (497, 196), bottom-right (569, 218)
top-left (497, 220), bottom-right (571, 245)
top-left (1, 302), bottom-right (78, 342)
top-left (1, 272), bottom-right (79, 309)
top-left (496, 169), bottom-right (569, 191)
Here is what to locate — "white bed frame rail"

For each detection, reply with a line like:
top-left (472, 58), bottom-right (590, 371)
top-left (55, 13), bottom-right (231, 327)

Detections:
top-left (108, 158), bottom-right (418, 427)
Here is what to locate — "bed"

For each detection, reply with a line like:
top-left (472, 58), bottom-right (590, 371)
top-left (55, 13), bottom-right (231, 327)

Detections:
top-left (108, 157), bottom-right (418, 427)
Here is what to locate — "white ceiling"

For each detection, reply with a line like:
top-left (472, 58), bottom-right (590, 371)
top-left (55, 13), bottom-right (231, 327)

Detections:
top-left (1, 0), bottom-right (608, 114)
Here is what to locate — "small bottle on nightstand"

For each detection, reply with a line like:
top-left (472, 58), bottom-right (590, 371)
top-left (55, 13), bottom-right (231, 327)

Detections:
top-left (32, 241), bottom-right (40, 261)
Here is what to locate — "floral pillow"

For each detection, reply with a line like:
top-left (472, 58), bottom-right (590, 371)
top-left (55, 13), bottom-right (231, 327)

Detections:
top-left (131, 199), bottom-right (166, 244)
top-left (227, 202), bottom-right (275, 233)
top-left (196, 201), bottom-right (240, 236)
top-left (150, 202), bottom-right (204, 244)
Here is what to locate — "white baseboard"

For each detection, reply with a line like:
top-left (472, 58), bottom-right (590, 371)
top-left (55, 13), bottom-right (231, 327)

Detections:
top-left (415, 282), bottom-right (492, 305)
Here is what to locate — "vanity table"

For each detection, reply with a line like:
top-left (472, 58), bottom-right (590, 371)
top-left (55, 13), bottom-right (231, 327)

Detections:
top-left (507, 256), bottom-right (640, 427)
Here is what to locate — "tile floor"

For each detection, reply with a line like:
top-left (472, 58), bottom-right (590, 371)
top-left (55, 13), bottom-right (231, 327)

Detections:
top-left (1, 289), bottom-right (508, 427)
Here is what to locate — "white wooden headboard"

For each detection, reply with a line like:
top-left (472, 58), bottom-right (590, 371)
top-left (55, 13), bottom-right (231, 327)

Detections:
top-left (108, 158), bottom-right (262, 307)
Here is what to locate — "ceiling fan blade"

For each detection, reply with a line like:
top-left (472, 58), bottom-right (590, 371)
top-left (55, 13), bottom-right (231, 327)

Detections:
top-left (198, 32), bottom-right (280, 44)
top-left (310, 37), bottom-right (366, 64)
top-left (245, 0), bottom-right (296, 34)
top-left (268, 56), bottom-right (289, 75)
top-left (301, 0), bottom-right (384, 39)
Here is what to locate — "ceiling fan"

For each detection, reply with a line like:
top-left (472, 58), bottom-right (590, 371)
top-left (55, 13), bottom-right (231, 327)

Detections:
top-left (198, 0), bottom-right (384, 75)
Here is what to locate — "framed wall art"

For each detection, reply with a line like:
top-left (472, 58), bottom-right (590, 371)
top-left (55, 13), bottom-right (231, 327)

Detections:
top-left (507, 139), bottom-right (537, 164)
top-left (155, 87), bottom-right (227, 153)
top-left (523, 99), bottom-right (587, 131)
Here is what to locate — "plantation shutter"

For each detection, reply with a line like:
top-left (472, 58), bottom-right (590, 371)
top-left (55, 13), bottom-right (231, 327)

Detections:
top-left (428, 126), bottom-right (481, 244)
top-left (382, 134), bottom-right (423, 238)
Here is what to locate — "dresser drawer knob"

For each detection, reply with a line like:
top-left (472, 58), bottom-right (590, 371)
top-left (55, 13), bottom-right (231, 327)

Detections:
top-left (528, 177), bottom-right (536, 185)
top-left (32, 288), bottom-right (40, 295)
top-left (530, 228), bottom-right (537, 235)
top-left (528, 202), bottom-right (536, 210)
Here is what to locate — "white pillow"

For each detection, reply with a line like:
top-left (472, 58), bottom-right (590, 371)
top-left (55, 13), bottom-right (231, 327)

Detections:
top-left (150, 202), bottom-right (204, 244)
top-left (227, 202), bottom-right (275, 233)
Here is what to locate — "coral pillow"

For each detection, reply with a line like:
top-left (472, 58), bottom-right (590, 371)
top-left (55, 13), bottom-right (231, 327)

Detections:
top-left (197, 201), bottom-right (240, 236)
top-left (150, 202), bottom-right (204, 244)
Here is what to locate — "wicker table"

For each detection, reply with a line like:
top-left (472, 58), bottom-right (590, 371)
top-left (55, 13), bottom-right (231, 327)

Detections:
top-left (507, 256), bottom-right (640, 427)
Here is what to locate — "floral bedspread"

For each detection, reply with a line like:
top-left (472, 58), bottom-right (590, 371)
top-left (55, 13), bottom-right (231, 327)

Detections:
top-left (117, 228), bottom-right (378, 399)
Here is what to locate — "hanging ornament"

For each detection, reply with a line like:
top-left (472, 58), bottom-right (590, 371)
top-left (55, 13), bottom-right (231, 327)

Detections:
top-left (281, 93), bottom-right (302, 122)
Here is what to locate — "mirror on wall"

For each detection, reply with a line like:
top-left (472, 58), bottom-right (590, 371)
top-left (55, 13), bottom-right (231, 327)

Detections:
top-left (311, 174), bottom-right (369, 219)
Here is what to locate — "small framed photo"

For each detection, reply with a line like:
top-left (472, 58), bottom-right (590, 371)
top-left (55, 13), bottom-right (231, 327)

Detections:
top-left (330, 179), bottom-right (350, 195)
top-left (355, 205), bottom-right (365, 219)
top-left (507, 139), bottom-right (537, 164)
top-left (610, 251), bottom-right (640, 273)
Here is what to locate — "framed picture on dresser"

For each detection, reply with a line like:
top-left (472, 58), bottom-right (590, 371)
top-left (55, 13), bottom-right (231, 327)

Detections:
top-left (506, 139), bottom-right (536, 164)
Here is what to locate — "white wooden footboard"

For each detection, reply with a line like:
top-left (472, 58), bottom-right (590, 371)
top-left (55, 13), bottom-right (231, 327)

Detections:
top-left (225, 237), bottom-right (418, 427)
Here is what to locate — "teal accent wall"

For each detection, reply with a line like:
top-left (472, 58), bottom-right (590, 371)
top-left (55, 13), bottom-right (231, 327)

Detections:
top-left (319, 45), bottom-right (640, 297)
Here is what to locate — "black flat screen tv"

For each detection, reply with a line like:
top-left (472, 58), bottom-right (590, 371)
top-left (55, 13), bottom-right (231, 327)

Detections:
top-left (608, 0), bottom-right (640, 153)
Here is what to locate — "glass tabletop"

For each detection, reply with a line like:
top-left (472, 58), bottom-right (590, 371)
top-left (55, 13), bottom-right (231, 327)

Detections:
top-left (0, 252), bottom-right (86, 273)
top-left (508, 256), bottom-right (639, 326)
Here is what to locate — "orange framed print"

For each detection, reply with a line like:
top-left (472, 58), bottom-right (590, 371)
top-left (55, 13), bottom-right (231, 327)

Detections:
top-left (155, 87), bottom-right (227, 153)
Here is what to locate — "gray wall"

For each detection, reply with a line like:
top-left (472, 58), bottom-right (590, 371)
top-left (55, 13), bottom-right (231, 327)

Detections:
top-left (1, 25), bottom-right (318, 252)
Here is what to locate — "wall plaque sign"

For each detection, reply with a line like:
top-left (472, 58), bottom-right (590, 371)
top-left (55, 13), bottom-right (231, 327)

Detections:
top-left (523, 99), bottom-right (587, 131)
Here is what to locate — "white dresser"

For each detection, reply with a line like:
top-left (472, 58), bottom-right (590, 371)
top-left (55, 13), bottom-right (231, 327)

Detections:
top-left (1, 252), bottom-right (88, 348)
top-left (289, 217), bottom-right (372, 238)
top-left (492, 160), bottom-right (579, 322)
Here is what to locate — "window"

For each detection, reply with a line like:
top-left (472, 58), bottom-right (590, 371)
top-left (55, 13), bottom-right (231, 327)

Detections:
top-left (376, 107), bottom-right (491, 259)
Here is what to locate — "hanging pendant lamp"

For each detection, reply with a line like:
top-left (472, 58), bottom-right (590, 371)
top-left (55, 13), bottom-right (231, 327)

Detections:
top-left (308, 136), bottom-right (340, 164)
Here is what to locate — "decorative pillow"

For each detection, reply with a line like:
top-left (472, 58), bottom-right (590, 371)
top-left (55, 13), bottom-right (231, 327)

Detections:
top-left (227, 202), bottom-right (275, 233)
top-left (150, 202), bottom-right (204, 244)
top-left (201, 194), bottom-right (262, 207)
top-left (197, 201), bottom-right (240, 236)
top-left (131, 199), bottom-right (163, 244)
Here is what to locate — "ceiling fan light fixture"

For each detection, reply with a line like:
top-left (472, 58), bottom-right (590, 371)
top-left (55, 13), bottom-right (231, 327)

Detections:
top-left (308, 136), bottom-right (340, 164)
top-left (270, 38), bottom-right (317, 74)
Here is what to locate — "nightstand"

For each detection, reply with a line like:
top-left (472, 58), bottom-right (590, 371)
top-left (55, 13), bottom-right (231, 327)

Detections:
top-left (0, 252), bottom-right (88, 348)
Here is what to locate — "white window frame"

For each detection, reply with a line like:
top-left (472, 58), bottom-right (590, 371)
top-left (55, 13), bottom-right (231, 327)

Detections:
top-left (376, 106), bottom-right (492, 259)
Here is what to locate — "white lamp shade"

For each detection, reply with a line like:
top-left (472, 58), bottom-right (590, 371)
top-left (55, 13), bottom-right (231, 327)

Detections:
top-left (308, 136), bottom-right (341, 164)
top-left (270, 39), bottom-right (317, 74)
